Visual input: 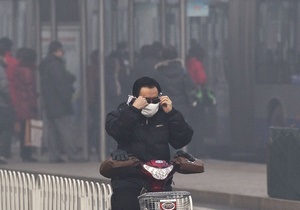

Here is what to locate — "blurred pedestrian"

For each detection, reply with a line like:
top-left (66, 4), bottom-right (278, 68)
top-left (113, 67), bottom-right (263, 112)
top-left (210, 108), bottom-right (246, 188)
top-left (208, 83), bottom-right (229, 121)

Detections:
top-left (39, 40), bottom-right (80, 163)
top-left (13, 48), bottom-right (38, 162)
top-left (0, 37), bottom-right (18, 159)
top-left (151, 41), bottom-right (164, 62)
top-left (131, 44), bottom-right (156, 81)
top-left (0, 37), bottom-right (18, 110)
top-left (131, 42), bottom-right (163, 82)
top-left (86, 49), bottom-right (100, 155)
top-left (105, 42), bottom-right (130, 110)
top-left (0, 40), bottom-right (14, 164)
top-left (186, 43), bottom-right (209, 157)
top-left (186, 44), bottom-right (207, 89)
top-left (154, 45), bottom-right (196, 121)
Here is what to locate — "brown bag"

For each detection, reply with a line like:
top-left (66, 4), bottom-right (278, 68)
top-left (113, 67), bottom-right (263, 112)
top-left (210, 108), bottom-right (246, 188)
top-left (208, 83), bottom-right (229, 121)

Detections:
top-left (172, 157), bottom-right (204, 174)
top-left (99, 156), bottom-right (141, 178)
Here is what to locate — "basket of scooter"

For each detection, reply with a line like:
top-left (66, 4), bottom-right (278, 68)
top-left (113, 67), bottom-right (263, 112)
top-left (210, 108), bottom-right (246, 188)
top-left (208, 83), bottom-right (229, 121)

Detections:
top-left (138, 191), bottom-right (193, 210)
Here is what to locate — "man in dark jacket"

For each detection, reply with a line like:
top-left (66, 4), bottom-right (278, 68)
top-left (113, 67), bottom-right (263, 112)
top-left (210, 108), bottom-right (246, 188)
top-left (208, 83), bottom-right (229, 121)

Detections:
top-left (40, 41), bottom-right (78, 163)
top-left (105, 76), bottom-right (194, 210)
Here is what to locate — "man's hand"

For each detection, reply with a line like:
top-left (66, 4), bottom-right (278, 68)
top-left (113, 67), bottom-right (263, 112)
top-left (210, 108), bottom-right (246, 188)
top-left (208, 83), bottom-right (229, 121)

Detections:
top-left (174, 150), bottom-right (196, 162)
top-left (111, 149), bottom-right (129, 161)
top-left (159, 95), bottom-right (172, 113)
top-left (132, 96), bottom-right (148, 110)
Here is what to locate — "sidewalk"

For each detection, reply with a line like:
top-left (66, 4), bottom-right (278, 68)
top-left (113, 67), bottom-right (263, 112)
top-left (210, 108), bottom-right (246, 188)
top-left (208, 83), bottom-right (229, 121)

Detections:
top-left (1, 157), bottom-right (300, 210)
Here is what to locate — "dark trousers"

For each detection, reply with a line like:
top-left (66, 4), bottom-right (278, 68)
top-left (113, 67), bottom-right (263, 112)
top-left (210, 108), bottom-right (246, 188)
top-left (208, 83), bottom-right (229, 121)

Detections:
top-left (19, 120), bottom-right (33, 160)
top-left (0, 107), bottom-right (14, 158)
top-left (111, 188), bottom-right (141, 210)
top-left (88, 104), bottom-right (99, 153)
top-left (46, 115), bottom-right (78, 162)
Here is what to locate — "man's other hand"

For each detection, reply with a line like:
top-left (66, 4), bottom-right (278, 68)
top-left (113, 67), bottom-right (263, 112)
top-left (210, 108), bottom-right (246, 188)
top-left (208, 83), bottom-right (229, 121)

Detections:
top-left (159, 95), bottom-right (172, 113)
top-left (111, 149), bottom-right (129, 161)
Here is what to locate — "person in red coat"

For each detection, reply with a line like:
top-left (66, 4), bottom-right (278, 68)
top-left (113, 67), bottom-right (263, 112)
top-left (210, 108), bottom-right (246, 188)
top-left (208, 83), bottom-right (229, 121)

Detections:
top-left (0, 37), bottom-right (17, 159)
top-left (13, 48), bottom-right (38, 162)
top-left (186, 44), bottom-right (208, 157)
top-left (0, 38), bottom-right (18, 109)
top-left (186, 45), bottom-right (207, 88)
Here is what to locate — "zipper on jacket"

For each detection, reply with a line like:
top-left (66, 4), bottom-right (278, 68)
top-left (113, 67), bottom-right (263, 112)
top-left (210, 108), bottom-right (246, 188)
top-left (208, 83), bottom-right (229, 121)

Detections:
top-left (146, 118), bottom-right (148, 125)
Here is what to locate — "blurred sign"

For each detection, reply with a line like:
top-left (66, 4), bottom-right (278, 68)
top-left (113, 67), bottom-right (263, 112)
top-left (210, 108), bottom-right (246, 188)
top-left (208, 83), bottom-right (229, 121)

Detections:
top-left (187, 0), bottom-right (210, 17)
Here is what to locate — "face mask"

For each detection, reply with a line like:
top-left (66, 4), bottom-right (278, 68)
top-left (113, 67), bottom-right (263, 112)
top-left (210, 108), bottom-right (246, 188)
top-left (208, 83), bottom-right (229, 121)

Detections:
top-left (141, 103), bottom-right (159, 118)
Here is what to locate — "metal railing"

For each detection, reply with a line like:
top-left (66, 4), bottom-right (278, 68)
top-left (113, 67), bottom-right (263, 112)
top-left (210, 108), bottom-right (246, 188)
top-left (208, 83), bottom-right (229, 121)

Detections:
top-left (0, 169), bottom-right (112, 210)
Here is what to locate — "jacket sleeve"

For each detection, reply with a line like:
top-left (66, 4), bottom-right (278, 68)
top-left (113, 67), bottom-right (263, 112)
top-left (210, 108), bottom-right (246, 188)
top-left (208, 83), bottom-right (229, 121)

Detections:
top-left (166, 108), bottom-right (194, 149)
top-left (105, 104), bottom-right (141, 144)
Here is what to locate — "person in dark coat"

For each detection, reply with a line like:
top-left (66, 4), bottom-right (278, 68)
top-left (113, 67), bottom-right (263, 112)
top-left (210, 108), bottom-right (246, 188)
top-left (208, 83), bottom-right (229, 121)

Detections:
top-left (0, 42), bottom-right (14, 164)
top-left (105, 42), bottom-right (130, 110)
top-left (86, 49), bottom-right (100, 154)
top-left (39, 40), bottom-right (79, 163)
top-left (154, 45), bottom-right (195, 122)
top-left (131, 44), bottom-right (155, 80)
top-left (105, 76), bottom-right (194, 210)
top-left (131, 42), bottom-right (163, 82)
top-left (13, 48), bottom-right (38, 162)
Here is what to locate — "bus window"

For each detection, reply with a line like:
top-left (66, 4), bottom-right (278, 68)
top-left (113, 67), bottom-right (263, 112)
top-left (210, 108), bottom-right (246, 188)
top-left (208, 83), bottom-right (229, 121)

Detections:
top-left (256, 0), bottom-right (300, 84)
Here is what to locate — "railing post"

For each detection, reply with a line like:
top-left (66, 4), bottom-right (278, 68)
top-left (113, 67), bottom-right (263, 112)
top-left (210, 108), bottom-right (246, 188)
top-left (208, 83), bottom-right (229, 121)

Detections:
top-left (0, 170), bottom-right (112, 210)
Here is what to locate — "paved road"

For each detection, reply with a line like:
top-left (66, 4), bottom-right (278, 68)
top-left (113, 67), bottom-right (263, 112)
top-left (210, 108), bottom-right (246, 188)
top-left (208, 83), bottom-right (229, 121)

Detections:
top-left (194, 203), bottom-right (247, 210)
top-left (1, 152), bottom-right (300, 210)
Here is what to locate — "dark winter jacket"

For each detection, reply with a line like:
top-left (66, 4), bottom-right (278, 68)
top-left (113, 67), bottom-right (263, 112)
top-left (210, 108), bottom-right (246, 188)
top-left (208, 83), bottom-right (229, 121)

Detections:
top-left (106, 102), bottom-right (193, 190)
top-left (154, 59), bottom-right (195, 119)
top-left (106, 103), bottom-right (193, 162)
top-left (39, 54), bottom-right (75, 119)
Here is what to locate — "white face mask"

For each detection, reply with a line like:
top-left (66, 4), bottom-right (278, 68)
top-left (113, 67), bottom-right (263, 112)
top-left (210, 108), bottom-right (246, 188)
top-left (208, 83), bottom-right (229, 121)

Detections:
top-left (141, 103), bottom-right (159, 118)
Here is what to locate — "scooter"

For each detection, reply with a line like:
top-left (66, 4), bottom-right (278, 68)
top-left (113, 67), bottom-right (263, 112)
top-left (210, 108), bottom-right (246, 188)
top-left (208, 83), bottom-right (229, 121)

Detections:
top-left (137, 156), bottom-right (204, 210)
top-left (99, 151), bottom-right (204, 210)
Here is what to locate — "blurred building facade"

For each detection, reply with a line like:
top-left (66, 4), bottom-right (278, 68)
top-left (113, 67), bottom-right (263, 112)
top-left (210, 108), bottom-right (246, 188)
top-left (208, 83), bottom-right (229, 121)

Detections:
top-left (1, 0), bottom-right (300, 160)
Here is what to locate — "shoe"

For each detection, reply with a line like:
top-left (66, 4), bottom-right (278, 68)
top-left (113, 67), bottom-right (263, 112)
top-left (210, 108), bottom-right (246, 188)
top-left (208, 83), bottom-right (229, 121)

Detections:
top-left (0, 156), bottom-right (7, 164)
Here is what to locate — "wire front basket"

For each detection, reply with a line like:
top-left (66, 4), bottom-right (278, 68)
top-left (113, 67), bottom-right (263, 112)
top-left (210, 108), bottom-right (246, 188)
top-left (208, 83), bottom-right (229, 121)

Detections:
top-left (138, 191), bottom-right (193, 210)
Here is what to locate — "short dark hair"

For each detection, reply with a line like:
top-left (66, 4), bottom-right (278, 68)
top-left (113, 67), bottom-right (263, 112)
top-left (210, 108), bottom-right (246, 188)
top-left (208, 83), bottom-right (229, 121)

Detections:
top-left (132, 77), bottom-right (161, 97)
top-left (0, 37), bottom-right (13, 56)
top-left (48, 40), bottom-right (63, 54)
